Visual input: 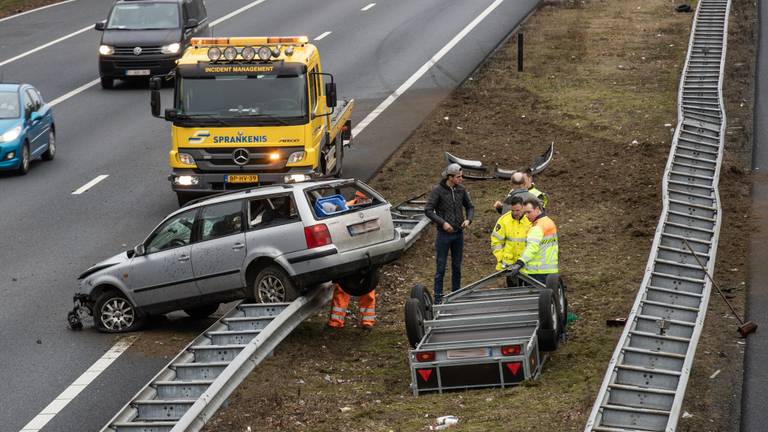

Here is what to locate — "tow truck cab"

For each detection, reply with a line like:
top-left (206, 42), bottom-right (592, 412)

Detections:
top-left (150, 36), bottom-right (354, 206)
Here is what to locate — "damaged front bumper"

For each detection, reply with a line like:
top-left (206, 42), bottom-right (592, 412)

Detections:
top-left (67, 294), bottom-right (93, 330)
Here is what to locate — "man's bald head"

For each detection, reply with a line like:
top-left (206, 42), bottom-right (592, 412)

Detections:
top-left (510, 172), bottom-right (526, 188)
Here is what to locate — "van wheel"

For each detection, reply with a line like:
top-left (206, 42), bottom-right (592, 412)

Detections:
top-left (405, 298), bottom-right (425, 348)
top-left (100, 77), bottom-right (114, 89)
top-left (254, 265), bottom-right (298, 303)
top-left (537, 288), bottom-right (559, 351)
top-left (94, 290), bottom-right (144, 333)
top-left (16, 142), bottom-right (30, 175)
top-left (409, 284), bottom-right (434, 321)
top-left (338, 267), bottom-right (380, 296)
top-left (184, 303), bottom-right (219, 318)
top-left (42, 129), bottom-right (56, 161)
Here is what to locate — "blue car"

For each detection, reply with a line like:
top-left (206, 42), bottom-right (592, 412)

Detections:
top-left (0, 83), bottom-right (55, 174)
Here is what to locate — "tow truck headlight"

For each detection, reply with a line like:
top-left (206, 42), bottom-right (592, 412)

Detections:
top-left (271, 47), bottom-right (280, 58)
top-left (223, 46), bottom-right (238, 61)
top-left (285, 46), bottom-right (294, 56)
top-left (241, 46), bottom-right (256, 61)
top-left (207, 47), bottom-right (222, 61)
top-left (99, 45), bottom-right (114, 56)
top-left (257, 46), bottom-right (272, 61)
top-left (161, 42), bottom-right (181, 54)
top-left (177, 152), bottom-right (195, 165)
top-left (0, 125), bottom-right (22, 143)
top-left (174, 175), bottom-right (199, 186)
top-left (284, 174), bottom-right (309, 183)
top-left (287, 151), bottom-right (305, 164)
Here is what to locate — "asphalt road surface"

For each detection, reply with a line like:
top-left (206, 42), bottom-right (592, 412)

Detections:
top-left (0, 0), bottom-right (539, 430)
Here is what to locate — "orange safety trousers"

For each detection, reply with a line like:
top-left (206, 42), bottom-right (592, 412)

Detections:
top-left (327, 284), bottom-right (376, 328)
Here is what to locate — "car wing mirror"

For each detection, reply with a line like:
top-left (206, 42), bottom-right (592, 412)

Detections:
top-left (29, 111), bottom-right (41, 122)
top-left (133, 244), bottom-right (146, 256)
top-left (95, 21), bottom-right (105, 31)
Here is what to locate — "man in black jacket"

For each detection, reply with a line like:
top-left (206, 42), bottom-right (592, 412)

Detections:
top-left (424, 163), bottom-right (475, 303)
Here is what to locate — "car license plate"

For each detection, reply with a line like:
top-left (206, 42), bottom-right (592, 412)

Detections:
top-left (446, 348), bottom-right (491, 359)
top-left (226, 174), bottom-right (259, 183)
top-left (126, 69), bottom-right (150, 76)
top-left (348, 218), bottom-right (380, 236)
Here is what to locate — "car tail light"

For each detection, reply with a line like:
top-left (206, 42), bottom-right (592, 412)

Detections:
top-left (501, 345), bottom-right (522, 356)
top-left (415, 351), bottom-right (435, 362)
top-left (304, 224), bottom-right (331, 248)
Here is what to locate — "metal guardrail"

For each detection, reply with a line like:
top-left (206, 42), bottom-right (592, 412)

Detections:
top-left (101, 283), bottom-right (333, 432)
top-left (584, 0), bottom-right (730, 430)
top-left (391, 192), bottom-right (431, 250)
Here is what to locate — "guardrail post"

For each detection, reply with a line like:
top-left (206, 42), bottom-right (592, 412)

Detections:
top-left (517, 33), bottom-right (524, 72)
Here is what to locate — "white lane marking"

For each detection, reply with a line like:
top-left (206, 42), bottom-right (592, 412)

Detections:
top-left (361, 3), bottom-right (376, 11)
top-left (0, 25), bottom-right (91, 67)
top-left (18, 337), bottom-right (137, 432)
top-left (72, 174), bottom-right (109, 195)
top-left (211, 0), bottom-right (267, 26)
top-left (42, 0), bottom-right (270, 108)
top-left (49, 78), bottom-right (100, 107)
top-left (0, 0), bottom-right (77, 24)
top-left (352, 0), bottom-right (506, 137)
top-left (314, 31), bottom-right (332, 41)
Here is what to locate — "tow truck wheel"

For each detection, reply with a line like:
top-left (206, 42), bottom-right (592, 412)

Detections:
top-left (405, 298), bottom-right (425, 348)
top-left (537, 288), bottom-right (560, 351)
top-left (94, 290), bottom-right (145, 333)
top-left (339, 267), bottom-right (380, 296)
top-left (409, 284), bottom-right (434, 321)
top-left (546, 274), bottom-right (568, 334)
top-left (184, 303), bottom-right (220, 318)
top-left (254, 265), bottom-right (298, 303)
top-left (100, 77), bottom-right (114, 89)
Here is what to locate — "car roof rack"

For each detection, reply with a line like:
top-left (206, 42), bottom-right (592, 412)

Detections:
top-left (181, 184), bottom-right (294, 208)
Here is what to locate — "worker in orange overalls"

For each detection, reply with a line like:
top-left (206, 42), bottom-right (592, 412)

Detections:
top-left (327, 190), bottom-right (376, 329)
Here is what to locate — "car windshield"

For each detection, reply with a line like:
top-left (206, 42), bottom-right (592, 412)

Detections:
top-left (178, 74), bottom-right (307, 121)
top-left (0, 91), bottom-right (19, 119)
top-left (107, 3), bottom-right (179, 30)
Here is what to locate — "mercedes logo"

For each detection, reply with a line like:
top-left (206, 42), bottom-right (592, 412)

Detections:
top-left (358, 212), bottom-right (365, 219)
top-left (237, 130), bottom-right (244, 136)
top-left (133, 46), bottom-right (142, 56)
top-left (232, 148), bottom-right (250, 166)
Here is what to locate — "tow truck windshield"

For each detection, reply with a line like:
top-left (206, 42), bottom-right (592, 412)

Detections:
top-left (178, 74), bottom-right (308, 124)
top-left (107, 3), bottom-right (180, 30)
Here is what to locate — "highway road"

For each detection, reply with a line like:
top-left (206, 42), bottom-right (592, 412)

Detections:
top-left (0, 0), bottom-right (539, 430)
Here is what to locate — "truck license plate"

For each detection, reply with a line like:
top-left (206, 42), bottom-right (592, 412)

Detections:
top-left (446, 348), bottom-right (491, 359)
top-left (226, 174), bottom-right (259, 183)
top-left (126, 69), bottom-right (150, 76)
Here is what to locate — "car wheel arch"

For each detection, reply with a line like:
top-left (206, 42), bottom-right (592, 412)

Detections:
top-left (245, 256), bottom-right (290, 287)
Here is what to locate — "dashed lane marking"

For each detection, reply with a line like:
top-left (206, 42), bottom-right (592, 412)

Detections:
top-left (72, 174), bottom-right (109, 195)
top-left (315, 31), bottom-right (332, 41)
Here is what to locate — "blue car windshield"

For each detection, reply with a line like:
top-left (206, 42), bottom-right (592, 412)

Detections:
top-left (107, 3), bottom-right (179, 30)
top-left (0, 91), bottom-right (19, 119)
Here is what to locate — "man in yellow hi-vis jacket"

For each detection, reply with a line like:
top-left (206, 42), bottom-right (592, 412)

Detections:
top-left (491, 195), bottom-right (531, 270)
top-left (505, 195), bottom-right (559, 284)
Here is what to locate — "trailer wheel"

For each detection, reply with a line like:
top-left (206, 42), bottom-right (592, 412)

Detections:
top-left (537, 288), bottom-right (560, 351)
top-left (339, 267), bottom-right (380, 296)
top-left (405, 298), bottom-right (425, 348)
top-left (409, 284), bottom-right (434, 321)
top-left (546, 274), bottom-right (568, 334)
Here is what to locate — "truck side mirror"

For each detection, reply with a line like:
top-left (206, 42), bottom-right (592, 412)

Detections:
top-left (164, 108), bottom-right (178, 121)
top-left (185, 18), bottom-right (199, 29)
top-left (149, 76), bottom-right (163, 90)
top-left (151, 91), bottom-right (162, 118)
top-left (325, 82), bottom-right (337, 108)
top-left (94, 21), bottom-right (105, 31)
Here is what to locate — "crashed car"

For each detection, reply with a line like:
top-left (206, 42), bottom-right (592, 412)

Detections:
top-left (69, 179), bottom-right (405, 332)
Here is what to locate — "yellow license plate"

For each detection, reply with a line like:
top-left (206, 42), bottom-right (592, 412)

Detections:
top-left (226, 174), bottom-right (259, 183)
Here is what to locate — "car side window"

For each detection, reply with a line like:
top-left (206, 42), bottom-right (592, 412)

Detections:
top-left (26, 89), bottom-right (41, 111)
top-left (22, 91), bottom-right (35, 117)
top-left (308, 67), bottom-right (317, 112)
top-left (248, 195), bottom-right (298, 230)
top-left (199, 200), bottom-right (244, 241)
top-left (145, 209), bottom-right (197, 254)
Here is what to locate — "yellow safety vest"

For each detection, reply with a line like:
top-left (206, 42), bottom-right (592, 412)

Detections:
top-left (520, 215), bottom-right (559, 274)
top-left (491, 212), bottom-right (532, 270)
top-left (529, 185), bottom-right (549, 208)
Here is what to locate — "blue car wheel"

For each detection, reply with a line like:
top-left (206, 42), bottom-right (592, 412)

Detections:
top-left (42, 129), bottom-right (55, 161)
top-left (16, 142), bottom-right (29, 175)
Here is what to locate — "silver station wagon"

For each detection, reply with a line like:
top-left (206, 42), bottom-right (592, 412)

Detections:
top-left (70, 179), bottom-right (404, 332)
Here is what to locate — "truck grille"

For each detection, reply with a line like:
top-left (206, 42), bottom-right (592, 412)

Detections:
top-left (114, 46), bottom-right (163, 55)
top-left (182, 147), bottom-right (305, 172)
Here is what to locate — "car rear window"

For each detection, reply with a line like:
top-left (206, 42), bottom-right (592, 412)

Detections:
top-left (306, 183), bottom-right (384, 219)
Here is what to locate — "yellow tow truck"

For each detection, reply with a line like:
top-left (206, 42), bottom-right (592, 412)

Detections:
top-left (149, 36), bottom-right (354, 205)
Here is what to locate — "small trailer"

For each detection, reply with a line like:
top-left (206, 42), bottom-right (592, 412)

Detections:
top-left (405, 271), bottom-right (567, 395)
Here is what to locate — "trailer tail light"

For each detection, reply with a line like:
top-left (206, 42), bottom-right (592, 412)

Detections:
top-left (501, 345), bottom-right (522, 356)
top-left (304, 224), bottom-right (331, 248)
top-left (415, 351), bottom-right (435, 362)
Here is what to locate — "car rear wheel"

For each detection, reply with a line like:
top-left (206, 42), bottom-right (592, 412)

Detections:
top-left (41, 129), bottom-right (56, 161)
top-left (94, 290), bottom-right (144, 333)
top-left (254, 265), bottom-right (298, 303)
top-left (184, 303), bottom-right (219, 318)
top-left (16, 143), bottom-right (29, 175)
top-left (100, 77), bottom-right (114, 89)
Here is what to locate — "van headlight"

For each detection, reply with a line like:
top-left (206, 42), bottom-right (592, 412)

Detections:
top-left (287, 151), bottom-right (305, 164)
top-left (99, 45), bottom-right (114, 55)
top-left (0, 126), bottom-right (22, 143)
top-left (161, 43), bottom-right (181, 54)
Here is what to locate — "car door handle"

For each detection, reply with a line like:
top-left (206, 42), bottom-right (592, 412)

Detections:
top-left (178, 254), bottom-right (190, 262)
top-left (232, 243), bottom-right (245, 250)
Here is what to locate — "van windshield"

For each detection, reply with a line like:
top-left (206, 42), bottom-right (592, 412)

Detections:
top-left (107, 3), bottom-right (180, 30)
top-left (0, 91), bottom-right (19, 119)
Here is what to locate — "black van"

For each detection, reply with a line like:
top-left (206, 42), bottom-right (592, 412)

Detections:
top-left (95, 0), bottom-right (210, 89)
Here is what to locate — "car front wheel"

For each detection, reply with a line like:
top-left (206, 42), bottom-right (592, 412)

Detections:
top-left (94, 290), bottom-right (144, 333)
top-left (100, 77), bottom-right (114, 89)
top-left (42, 129), bottom-right (55, 161)
top-left (16, 142), bottom-right (29, 175)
